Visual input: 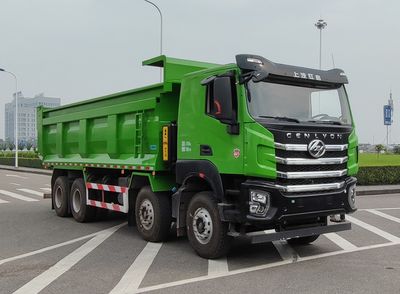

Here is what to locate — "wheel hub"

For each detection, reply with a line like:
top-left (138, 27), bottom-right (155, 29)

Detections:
top-left (54, 186), bottom-right (63, 209)
top-left (72, 189), bottom-right (82, 213)
top-left (192, 207), bottom-right (213, 245)
top-left (139, 199), bottom-right (154, 230)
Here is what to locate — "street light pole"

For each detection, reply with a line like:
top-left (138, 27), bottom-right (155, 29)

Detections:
top-left (314, 19), bottom-right (327, 114)
top-left (315, 19), bottom-right (327, 69)
top-left (144, 0), bottom-right (163, 82)
top-left (0, 68), bottom-right (19, 168)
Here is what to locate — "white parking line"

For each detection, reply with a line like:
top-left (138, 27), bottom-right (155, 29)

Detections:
top-left (17, 188), bottom-right (44, 197)
top-left (0, 190), bottom-right (39, 202)
top-left (135, 241), bottom-right (400, 294)
top-left (10, 183), bottom-right (21, 186)
top-left (6, 174), bottom-right (28, 179)
top-left (6, 175), bottom-right (27, 179)
top-left (346, 215), bottom-right (400, 243)
top-left (272, 240), bottom-right (299, 262)
top-left (40, 187), bottom-right (52, 192)
top-left (0, 198), bottom-right (9, 204)
top-left (366, 209), bottom-right (400, 224)
top-left (0, 223), bottom-right (126, 266)
top-left (324, 233), bottom-right (357, 250)
top-left (110, 242), bottom-right (162, 294)
top-left (13, 223), bottom-right (125, 294)
top-left (359, 207), bottom-right (400, 211)
top-left (208, 258), bottom-right (229, 276)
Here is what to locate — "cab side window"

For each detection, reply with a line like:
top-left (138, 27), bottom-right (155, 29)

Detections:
top-left (205, 76), bottom-right (237, 122)
top-left (206, 82), bottom-right (218, 117)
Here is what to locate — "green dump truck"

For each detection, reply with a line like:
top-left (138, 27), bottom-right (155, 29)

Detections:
top-left (38, 54), bottom-right (358, 258)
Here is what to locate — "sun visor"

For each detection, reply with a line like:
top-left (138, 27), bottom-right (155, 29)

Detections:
top-left (236, 54), bottom-right (348, 85)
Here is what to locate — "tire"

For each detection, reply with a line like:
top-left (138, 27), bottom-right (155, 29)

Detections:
top-left (186, 191), bottom-right (231, 259)
top-left (287, 235), bottom-right (320, 245)
top-left (135, 186), bottom-right (171, 242)
top-left (70, 178), bottom-right (96, 223)
top-left (52, 176), bottom-right (70, 217)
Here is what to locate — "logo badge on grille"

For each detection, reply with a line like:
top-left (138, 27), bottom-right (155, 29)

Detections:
top-left (308, 139), bottom-right (326, 158)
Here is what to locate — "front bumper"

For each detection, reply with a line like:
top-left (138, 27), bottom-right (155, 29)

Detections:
top-left (219, 177), bottom-right (357, 228)
top-left (228, 220), bottom-right (351, 244)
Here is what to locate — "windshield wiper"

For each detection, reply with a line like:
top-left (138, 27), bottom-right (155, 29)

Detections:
top-left (258, 115), bottom-right (300, 123)
top-left (307, 120), bottom-right (343, 125)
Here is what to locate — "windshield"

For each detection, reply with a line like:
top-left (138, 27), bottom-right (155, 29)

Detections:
top-left (247, 81), bottom-right (352, 125)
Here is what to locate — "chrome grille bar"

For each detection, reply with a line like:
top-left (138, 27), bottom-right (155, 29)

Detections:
top-left (275, 182), bottom-right (345, 193)
top-left (275, 143), bottom-right (348, 151)
top-left (325, 145), bottom-right (348, 151)
top-left (277, 169), bottom-right (347, 179)
top-left (276, 156), bottom-right (348, 165)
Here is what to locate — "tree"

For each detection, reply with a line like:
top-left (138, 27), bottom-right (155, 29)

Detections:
top-left (26, 140), bottom-right (33, 151)
top-left (7, 141), bottom-right (15, 151)
top-left (18, 141), bottom-right (25, 151)
top-left (394, 145), bottom-right (400, 155)
top-left (375, 144), bottom-right (385, 157)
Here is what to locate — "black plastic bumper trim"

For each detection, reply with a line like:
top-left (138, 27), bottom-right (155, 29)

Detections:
top-left (228, 221), bottom-right (351, 244)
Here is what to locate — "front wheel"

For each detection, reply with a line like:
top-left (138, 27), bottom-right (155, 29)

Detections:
top-left (287, 235), bottom-right (319, 245)
top-left (186, 192), bottom-right (232, 259)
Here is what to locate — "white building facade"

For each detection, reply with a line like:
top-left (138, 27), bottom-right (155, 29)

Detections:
top-left (5, 92), bottom-right (60, 145)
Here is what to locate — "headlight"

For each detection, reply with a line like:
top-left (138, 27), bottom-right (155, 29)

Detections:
top-left (348, 185), bottom-right (356, 209)
top-left (249, 190), bottom-right (270, 217)
top-left (250, 190), bottom-right (267, 204)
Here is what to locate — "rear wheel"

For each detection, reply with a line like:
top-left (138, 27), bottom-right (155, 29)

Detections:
top-left (287, 235), bottom-right (320, 245)
top-left (70, 178), bottom-right (96, 222)
top-left (186, 192), bottom-right (231, 259)
top-left (135, 186), bottom-right (172, 242)
top-left (53, 176), bottom-right (70, 217)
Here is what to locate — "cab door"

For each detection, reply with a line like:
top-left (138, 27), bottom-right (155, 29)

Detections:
top-left (177, 72), bottom-right (244, 175)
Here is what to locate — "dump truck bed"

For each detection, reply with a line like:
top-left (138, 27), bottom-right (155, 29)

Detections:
top-left (38, 83), bottom-right (176, 171)
top-left (37, 55), bottom-right (219, 172)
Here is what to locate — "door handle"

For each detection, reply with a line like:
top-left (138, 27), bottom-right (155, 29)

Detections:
top-left (200, 145), bottom-right (213, 156)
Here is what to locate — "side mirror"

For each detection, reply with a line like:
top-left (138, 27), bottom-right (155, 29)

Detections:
top-left (252, 71), bottom-right (269, 82)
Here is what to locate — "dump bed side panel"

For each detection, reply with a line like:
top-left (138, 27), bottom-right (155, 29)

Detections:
top-left (38, 83), bottom-right (179, 171)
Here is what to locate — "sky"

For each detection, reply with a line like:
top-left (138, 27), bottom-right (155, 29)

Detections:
top-left (0, 0), bottom-right (399, 144)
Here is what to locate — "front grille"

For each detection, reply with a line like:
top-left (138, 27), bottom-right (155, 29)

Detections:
top-left (277, 177), bottom-right (345, 186)
top-left (263, 127), bottom-right (352, 194)
top-left (276, 149), bottom-right (346, 158)
top-left (274, 144), bottom-right (348, 194)
top-left (277, 163), bottom-right (346, 172)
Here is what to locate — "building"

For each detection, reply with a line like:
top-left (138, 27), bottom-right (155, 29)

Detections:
top-left (5, 92), bottom-right (61, 145)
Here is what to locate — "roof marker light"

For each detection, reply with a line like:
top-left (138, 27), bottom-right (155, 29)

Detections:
top-left (247, 57), bottom-right (263, 65)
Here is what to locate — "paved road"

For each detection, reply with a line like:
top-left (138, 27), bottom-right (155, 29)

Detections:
top-left (0, 169), bottom-right (399, 294)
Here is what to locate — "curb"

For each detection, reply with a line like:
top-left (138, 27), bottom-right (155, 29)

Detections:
top-left (0, 165), bottom-right (52, 176)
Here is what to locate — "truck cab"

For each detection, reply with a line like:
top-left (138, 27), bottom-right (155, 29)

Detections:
top-left (173, 54), bottom-right (358, 257)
